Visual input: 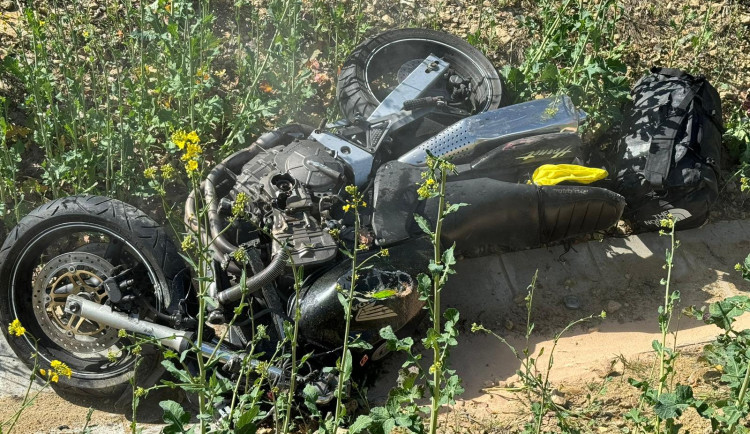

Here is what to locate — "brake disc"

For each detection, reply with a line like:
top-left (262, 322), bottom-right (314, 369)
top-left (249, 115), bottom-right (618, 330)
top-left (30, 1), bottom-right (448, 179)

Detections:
top-left (32, 252), bottom-right (120, 354)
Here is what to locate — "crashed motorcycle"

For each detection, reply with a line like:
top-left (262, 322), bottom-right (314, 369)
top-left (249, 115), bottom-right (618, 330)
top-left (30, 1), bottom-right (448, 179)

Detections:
top-left (0, 29), bottom-right (625, 405)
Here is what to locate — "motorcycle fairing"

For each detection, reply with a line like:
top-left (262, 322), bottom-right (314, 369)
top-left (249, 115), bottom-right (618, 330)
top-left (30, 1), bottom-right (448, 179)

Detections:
top-left (397, 95), bottom-right (585, 165)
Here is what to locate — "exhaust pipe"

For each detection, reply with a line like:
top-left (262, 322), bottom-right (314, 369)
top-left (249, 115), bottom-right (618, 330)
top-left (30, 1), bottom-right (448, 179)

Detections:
top-left (63, 295), bottom-right (284, 379)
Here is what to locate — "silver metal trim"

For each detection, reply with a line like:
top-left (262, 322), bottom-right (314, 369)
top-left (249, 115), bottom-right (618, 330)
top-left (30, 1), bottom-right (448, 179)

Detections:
top-left (367, 54), bottom-right (449, 121)
top-left (309, 131), bottom-right (374, 186)
top-left (397, 95), bottom-right (583, 165)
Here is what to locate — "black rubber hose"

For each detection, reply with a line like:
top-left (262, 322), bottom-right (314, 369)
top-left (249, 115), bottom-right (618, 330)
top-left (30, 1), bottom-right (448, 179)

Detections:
top-left (217, 247), bottom-right (290, 305)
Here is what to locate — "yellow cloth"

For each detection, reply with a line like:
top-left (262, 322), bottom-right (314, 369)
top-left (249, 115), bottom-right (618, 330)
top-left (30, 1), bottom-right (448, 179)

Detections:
top-left (531, 164), bottom-right (608, 186)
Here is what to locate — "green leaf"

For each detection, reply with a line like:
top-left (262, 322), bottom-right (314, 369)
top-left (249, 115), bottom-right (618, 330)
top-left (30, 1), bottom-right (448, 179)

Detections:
top-left (413, 214), bottom-right (434, 236)
top-left (235, 406), bottom-right (258, 434)
top-left (674, 384), bottom-right (693, 403)
top-left (379, 325), bottom-right (398, 342)
top-left (349, 335), bottom-right (374, 350)
top-left (342, 349), bottom-right (353, 383)
top-left (445, 202), bottom-right (468, 215)
top-left (160, 400), bottom-right (193, 434)
top-left (653, 393), bottom-right (688, 420)
top-left (428, 261), bottom-right (444, 275)
top-left (652, 339), bottom-right (663, 353)
top-left (302, 383), bottom-right (321, 417)
top-left (370, 289), bottom-right (397, 299)
top-left (161, 360), bottom-right (192, 383)
top-left (349, 415), bottom-right (373, 433)
top-left (337, 291), bottom-right (349, 315)
top-left (442, 244), bottom-right (457, 267)
top-left (722, 404), bottom-right (743, 426)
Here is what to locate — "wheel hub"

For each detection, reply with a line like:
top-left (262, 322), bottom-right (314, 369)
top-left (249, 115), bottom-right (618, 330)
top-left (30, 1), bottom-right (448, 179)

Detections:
top-left (32, 252), bottom-right (120, 353)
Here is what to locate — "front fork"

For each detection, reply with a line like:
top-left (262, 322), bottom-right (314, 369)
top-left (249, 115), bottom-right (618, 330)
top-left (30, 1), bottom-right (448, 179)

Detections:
top-left (63, 295), bottom-right (336, 404)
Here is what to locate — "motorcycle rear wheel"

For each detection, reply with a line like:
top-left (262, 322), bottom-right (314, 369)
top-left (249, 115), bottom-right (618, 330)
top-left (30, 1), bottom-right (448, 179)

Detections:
top-left (337, 28), bottom-right (507, 121)
top-left (0, 195), bottom-right (188, 398)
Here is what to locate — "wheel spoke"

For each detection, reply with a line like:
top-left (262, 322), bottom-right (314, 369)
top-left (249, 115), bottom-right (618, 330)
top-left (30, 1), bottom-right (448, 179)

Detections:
top-left (72, 316), bottom-right (86, 333)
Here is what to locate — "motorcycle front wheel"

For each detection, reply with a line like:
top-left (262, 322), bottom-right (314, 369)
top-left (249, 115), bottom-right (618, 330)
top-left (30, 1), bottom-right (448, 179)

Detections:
top-left (0, 195), bottom-right (189, 398)
top-left (337, 28), bottom-right (507, 121)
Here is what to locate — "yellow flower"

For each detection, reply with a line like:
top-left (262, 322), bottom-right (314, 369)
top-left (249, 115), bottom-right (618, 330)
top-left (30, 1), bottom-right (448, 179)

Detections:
top-left (185, 159), bottom-right (199, 174)
top-left (186, 131), bottom-right (199, 144)
top-left (186, 142), bottom-right (201, 158)
top-left (172, 130), bottom-right (188, 150)
top-left (160, 164), bottom-right (175, 180)
top-left (8, 319), bottom-right (25, 337)
top-left (361, 201), bottom-right (367, 208)
top-left (118, 329), bottom-right (128, 338)
top-left (380, 248), bottom-right (390, 257)
top-left (660, 215), bottom-right (675, 229)
top-left (232, 192), bottom-right (248, 217)
top-left (342, 204), bottom-right (351, 213)
top-left (82, 30), bottom-right (90, 38)
top-left (181, 142), bottom-right (202, 161)
top-left (51, 373), bottom-right (59, 383)
top-left (736, 263), bottom-right (744, 272)
top-left (181, 235), bottom-right (196, 252)
top-left (39, 369), bottom-right (47, 376)
top-left (232, 247), bottom-right (248, 264)
top-left (143, 166), bottom-right (158, 180)
top-left (417, 184), bottom-right (431, 200)
top-left (50, 360), bottom-right (72, 378)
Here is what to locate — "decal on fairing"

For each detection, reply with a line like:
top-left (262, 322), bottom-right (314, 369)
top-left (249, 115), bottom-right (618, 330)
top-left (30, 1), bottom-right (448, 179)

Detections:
top-left (516, 145), bottom-right (573, 161)
top-left (355, 302), bottom-right (398, 321)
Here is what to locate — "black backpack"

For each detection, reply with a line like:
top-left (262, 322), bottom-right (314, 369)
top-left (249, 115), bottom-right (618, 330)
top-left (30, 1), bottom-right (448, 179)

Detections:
top-left (613, 67), bottom-right (723, 230)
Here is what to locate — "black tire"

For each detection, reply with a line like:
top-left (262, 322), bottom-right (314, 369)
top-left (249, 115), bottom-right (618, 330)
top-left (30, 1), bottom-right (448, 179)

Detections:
top-left (0, 195), bottom-right (189, 398)
top-left (337, 28), bottom-right (507, 121)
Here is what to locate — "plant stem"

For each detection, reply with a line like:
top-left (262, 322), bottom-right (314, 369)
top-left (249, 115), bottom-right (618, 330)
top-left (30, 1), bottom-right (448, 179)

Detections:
top-left (281, 257), bottom-right (301, 434)
top-left (729, 356), bottom-right (750, 433)
top-left (5, 341), bottom-right (41, 434)
top-left (654, 223), bottom-right (676, 433)
top-left (334, 207), bottom-right (360, 427)
top-left (428, 165), bottom-right (448, 434)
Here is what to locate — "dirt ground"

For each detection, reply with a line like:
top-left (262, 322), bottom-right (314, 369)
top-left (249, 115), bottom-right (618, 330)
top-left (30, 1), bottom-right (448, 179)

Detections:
top-left (1, 0), bottom-right (750, 433)
top-left (4, 219), bottom-right (750, 433)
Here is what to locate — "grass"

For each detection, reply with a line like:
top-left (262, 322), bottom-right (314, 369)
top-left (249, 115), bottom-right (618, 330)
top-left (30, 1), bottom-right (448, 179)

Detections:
top-left (1, 0), bottom-right (750, 433)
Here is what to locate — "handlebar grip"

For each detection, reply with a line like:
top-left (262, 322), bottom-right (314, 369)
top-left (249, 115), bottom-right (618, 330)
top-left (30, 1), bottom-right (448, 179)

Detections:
top-left (402, 97), bottom-right (444, 111)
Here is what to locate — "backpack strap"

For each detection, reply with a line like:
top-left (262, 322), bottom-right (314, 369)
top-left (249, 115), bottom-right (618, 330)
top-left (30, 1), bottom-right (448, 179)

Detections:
top-left (643, 76), bottom-right (705, 190)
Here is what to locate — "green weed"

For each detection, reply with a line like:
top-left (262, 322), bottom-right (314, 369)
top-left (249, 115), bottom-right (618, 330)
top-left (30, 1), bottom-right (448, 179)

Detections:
top-left (472, 272), bottom-right (606, 433)
top-left (503, 0), bottom-right (631, 142)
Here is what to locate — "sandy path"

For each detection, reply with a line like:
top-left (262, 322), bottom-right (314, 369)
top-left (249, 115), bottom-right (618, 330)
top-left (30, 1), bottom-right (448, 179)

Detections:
top-left (2, 220), bottom-right (750, 432)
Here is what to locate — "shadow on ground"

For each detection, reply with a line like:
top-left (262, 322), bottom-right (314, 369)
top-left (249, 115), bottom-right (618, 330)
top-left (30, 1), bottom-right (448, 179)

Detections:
top-left (367, 219), bottom-right (750, 403)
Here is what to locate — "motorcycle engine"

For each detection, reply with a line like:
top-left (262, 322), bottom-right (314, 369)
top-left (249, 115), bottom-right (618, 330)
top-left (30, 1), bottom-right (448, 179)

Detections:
top-left (230, 138), bottom-right (349, 267)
